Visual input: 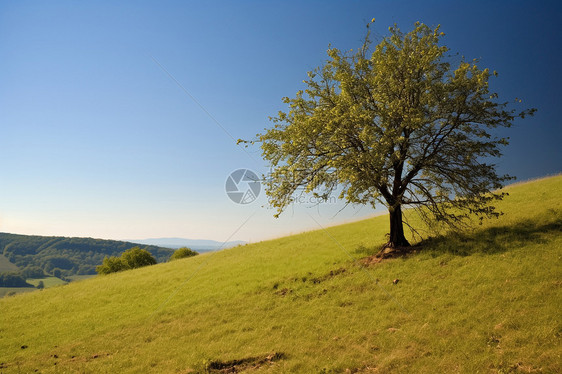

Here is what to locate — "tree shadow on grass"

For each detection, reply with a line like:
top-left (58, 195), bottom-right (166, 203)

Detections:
top-left (356, 214), bottom-right (561, 263)
top-left (417, 216), bottom-right (562, 257)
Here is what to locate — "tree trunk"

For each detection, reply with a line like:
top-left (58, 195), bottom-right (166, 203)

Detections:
top-left (387, 205), bottom-right (410, 248)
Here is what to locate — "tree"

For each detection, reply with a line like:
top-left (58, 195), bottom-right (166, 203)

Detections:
top-left (96, 256), bottom-right (128, 275)
top-left (96, 247), bottom-right (157, 275)
top-left (256, 21), bottom-right (534, 249)
top-left (169, 247), bottom-right (198, 261)
top-left (121, 247), bottom-right (157, 268)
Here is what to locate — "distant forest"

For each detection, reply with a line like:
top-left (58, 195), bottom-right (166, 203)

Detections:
top-left (0, 233), bottom-right (174, 277)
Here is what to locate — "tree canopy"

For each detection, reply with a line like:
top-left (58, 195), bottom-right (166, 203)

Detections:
top-left (169, 247), bottom-right (199, 261)
top-left (0, 273), bottom-right (33, 287)
top-left (96, 247), bottom-right (157, 275)
top-left (256, 21), bottom-right (534, 248)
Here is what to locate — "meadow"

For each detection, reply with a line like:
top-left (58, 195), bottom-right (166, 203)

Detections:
top-left (0, 176), bottom-right (560, 373)
top-left (26, 277), bottom-right (67, 288)
top-left (0, 255), bottom-right (18, 273)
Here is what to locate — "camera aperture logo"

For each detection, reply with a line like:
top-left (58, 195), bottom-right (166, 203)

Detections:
top-left (225, 169), bottom-right (261, 204)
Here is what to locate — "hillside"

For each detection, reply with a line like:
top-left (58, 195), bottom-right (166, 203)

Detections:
top-left (0, 176), bottom-right (560, 373)
top-left (0, 233), bottom-right (175, 276)
top-left (0, 254), bottom-right (19, 273)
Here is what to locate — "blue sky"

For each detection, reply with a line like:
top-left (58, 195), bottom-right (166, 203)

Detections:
top-left (0, 1), bottom-right (560, 243)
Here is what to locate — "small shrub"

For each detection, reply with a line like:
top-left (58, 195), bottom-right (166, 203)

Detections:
top-left (96, 247), bottom-right (157, 275)
top-left (96, 256), bottom-right (127, 275)
top-left (169, 247), bottom-right (198, 261)
top-left (121, 247), bottom-right (157, 268)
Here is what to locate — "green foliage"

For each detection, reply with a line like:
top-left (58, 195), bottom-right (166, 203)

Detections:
top-left (256, 21), bottom-right (535, 245)
top-left (0, 176), bottom-right (559, 372)
top-left (0, 272), bottom-right (33, 287)
top-left (20, 266), bottom-right (45, 279)
top-left (0, 233), bottom-right (173, 276)
top-left (52, 268), bottom-right (63, 279)
top-left (96, 257), bottom-right (127, 275)
top-left (96, 247), bottom-right (157, 275)
top-left (169, 247), bottom-right (198, 261)
top-left (121, 247), bottom-right (157, 268)
top-left (46, 257), bottom-right (74, 271)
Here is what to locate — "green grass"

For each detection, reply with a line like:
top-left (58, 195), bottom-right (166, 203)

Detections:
top-left (0, 287), bottom-right (36, 298)
top-left (26, 277), bottom-right (68, 288)
top-left (0, 275), bottom-right (95, 299)
top-left (0, 255), bottom-right (32, 297)
top-left (0, 254), bottom-right (18, 273)
top-left (0, 176), bottom-right (560, 373)
top-left (66, 274), bottom-right (96, 282)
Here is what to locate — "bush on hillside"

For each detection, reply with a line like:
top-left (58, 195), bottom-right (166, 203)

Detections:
top-left (169, 247), bottom-right (198, 261)
top-left (96, 247), bottom-right (157, 275)
top-left (97, 256), bottom-right (127, 275)
top-left (121, 247), bottom-right (158, 268)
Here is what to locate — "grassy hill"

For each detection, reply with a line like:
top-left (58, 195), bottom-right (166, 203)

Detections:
top-left (0, 254), bottom-right (19, 273)
top-left (0, 176), bottom-right (560, 373)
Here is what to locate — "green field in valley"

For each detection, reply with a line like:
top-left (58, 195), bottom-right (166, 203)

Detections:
top-left (1, 275), bottom-right (95, 298)
top-left (0, 176), bottom-right (560, 373)
top-left (0, 255), bottom-right (18, 273)
top-left (26, 277), bottom-right (67, 288)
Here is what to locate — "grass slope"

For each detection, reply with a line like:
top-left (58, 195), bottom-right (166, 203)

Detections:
top-left (0, 255), bottom-right (18, 273)
top-left (0, 176), bottom-right (560, 373)
top-left (0, 287), bottom-right (35, 298)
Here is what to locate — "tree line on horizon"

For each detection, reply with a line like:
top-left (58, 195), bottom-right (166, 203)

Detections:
top-left (0, 232), bottom-right (175, 278)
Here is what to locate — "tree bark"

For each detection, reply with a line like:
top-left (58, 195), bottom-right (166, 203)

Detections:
top-left (387, 205), bottom-right (410, 248)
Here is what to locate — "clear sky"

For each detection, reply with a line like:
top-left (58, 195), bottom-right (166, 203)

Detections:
top-left (1, 1), bottom-right (560, 243)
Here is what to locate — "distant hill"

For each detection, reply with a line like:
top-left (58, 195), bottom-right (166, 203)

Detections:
top-left (127, 237), bottom-right (245, 251)
top-left (0, 233), bottom-right (175, 276)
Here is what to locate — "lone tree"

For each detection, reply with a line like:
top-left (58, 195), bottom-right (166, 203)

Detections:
top-left (169, 247), bottom-right (198, 261)
top-left (257, 21), bottom-right (534, 249)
